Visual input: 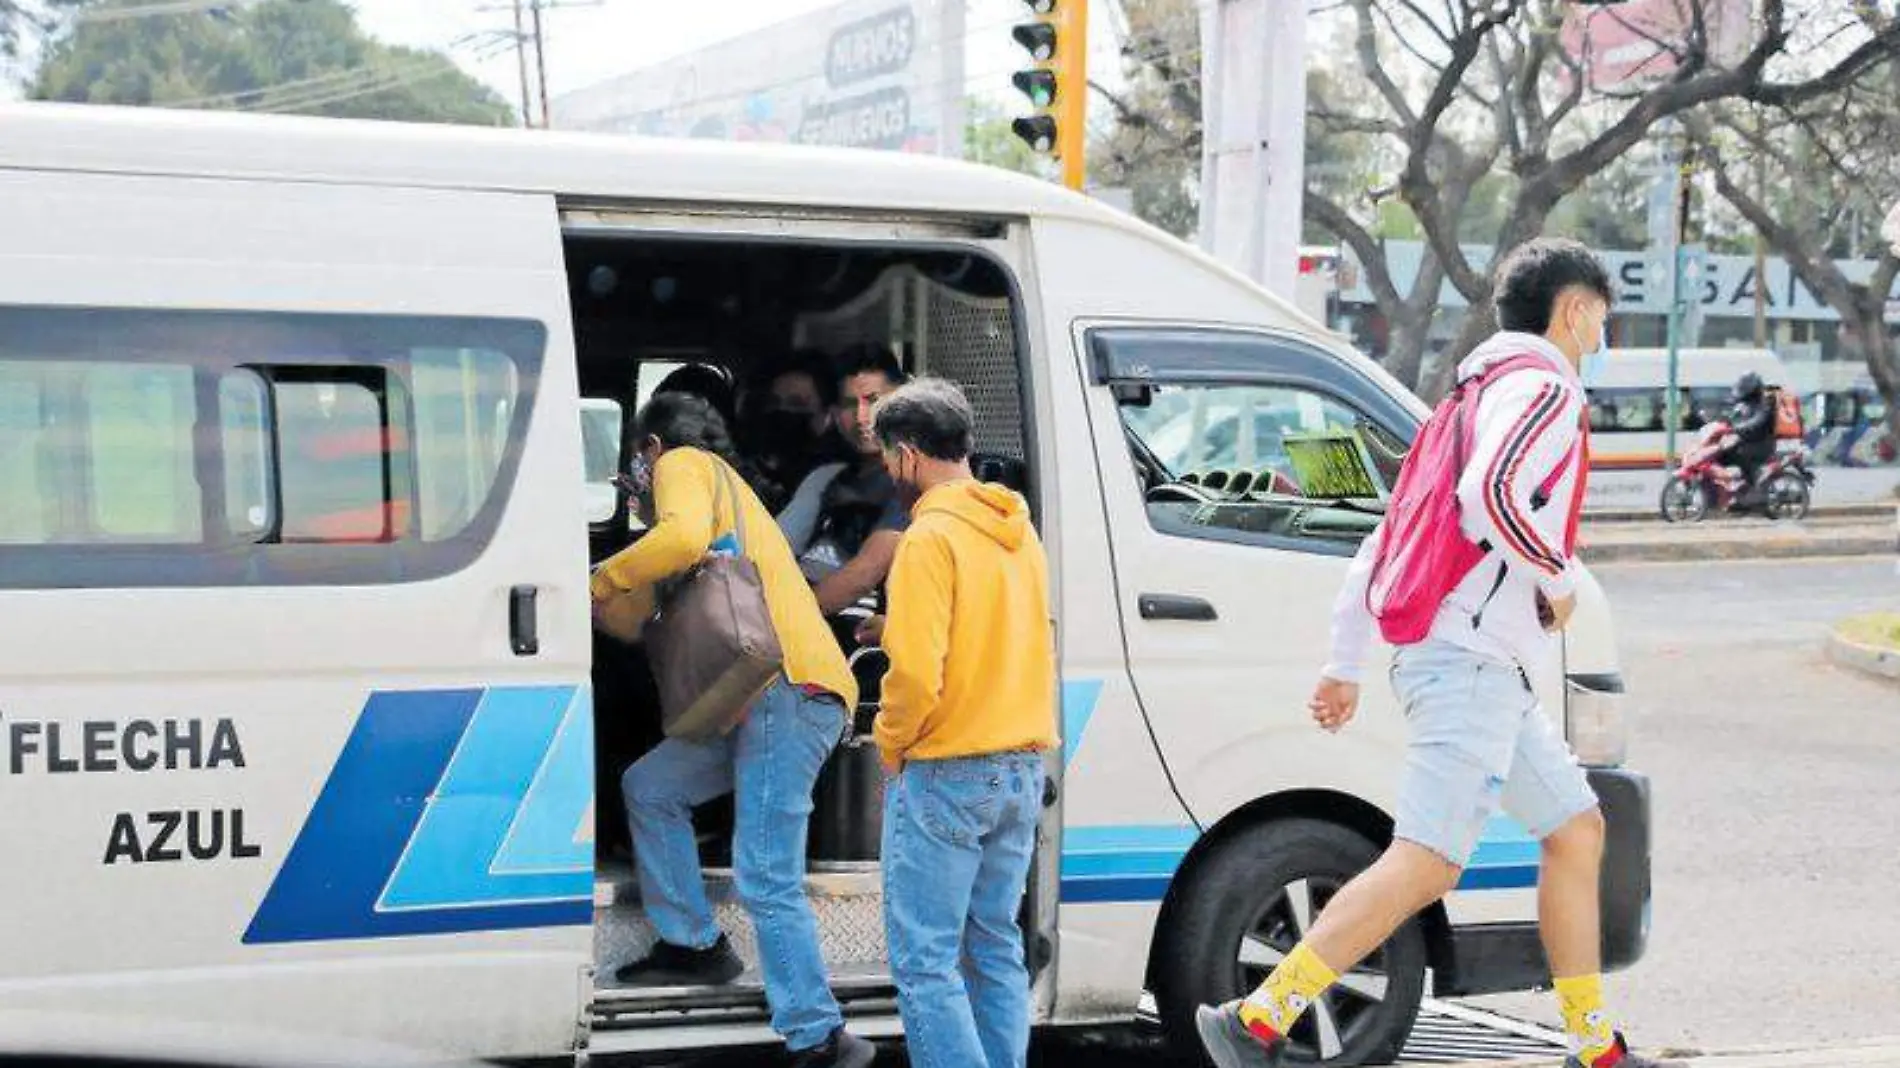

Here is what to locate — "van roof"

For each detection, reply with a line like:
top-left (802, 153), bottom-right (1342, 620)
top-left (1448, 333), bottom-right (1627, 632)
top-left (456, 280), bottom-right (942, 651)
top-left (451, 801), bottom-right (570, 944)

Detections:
top-left (0, 102), bottom-right (1122, 226)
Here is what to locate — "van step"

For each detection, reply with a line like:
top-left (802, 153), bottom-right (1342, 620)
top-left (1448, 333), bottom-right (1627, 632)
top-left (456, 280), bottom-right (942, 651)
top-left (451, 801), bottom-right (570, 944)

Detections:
top-left (594, 869), bottom-right (887, 986)
top-left (584, 1013), bottom-right (906, 1056)
top-left (592, 972), bottom-right (898, 1037)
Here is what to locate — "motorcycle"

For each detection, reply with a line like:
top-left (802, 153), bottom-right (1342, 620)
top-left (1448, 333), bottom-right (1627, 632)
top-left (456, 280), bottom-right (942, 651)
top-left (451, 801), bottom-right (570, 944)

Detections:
top-left (1659, 420), bottom-right (1816, 522)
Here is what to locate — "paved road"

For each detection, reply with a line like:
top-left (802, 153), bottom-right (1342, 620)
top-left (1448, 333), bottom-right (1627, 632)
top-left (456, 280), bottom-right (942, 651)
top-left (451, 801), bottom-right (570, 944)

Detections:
top-left (1473, 557), bottom-right (1900, 1050)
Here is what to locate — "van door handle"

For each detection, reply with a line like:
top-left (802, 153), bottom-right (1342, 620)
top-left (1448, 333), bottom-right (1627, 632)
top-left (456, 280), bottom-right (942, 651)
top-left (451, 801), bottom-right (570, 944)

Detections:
top-left (510, 585), bottom-right (540, 656)
top-left (1138, 594), bottom-right (1218, 622)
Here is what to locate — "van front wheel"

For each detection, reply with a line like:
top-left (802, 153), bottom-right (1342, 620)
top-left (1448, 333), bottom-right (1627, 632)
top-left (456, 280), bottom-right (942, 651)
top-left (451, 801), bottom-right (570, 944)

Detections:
top-left (1151, 819), bottom-right (1427, 1065)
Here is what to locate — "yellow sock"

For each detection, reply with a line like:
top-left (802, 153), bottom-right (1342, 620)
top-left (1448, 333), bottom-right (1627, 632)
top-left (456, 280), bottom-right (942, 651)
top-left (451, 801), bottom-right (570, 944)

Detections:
top-left (1237, 943), bottom-right (1337, 1039)
top-left (1555, 973), bottom-right (1619, 1065)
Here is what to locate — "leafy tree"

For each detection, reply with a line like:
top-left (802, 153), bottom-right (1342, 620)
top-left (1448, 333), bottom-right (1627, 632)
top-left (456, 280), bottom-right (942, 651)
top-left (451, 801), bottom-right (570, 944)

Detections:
top-left (964, 97), bottom-right (1052, 178)
top-left (32, 0), bottom-right (513, 127)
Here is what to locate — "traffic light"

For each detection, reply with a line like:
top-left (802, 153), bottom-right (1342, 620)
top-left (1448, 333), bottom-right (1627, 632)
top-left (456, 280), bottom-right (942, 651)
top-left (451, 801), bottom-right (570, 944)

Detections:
top-left (1009, 0), bottom-right (1087, 190)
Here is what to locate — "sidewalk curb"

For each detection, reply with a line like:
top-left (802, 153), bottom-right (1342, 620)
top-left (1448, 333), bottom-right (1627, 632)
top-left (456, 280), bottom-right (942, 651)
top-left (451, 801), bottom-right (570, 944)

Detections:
top-left (1580, 531), bottom-right (1893, 564)
top-left (1455, 1036), bottom-right (1900, 1066)
top-left (1587, 504), bottom-right (1893, 524)
top-left (1827, 627), bottom-right (1900, 684)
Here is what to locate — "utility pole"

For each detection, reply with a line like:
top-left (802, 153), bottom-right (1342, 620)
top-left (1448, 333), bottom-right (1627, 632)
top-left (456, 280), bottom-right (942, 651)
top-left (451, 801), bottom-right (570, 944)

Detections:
top-left (1753, 107), bottom-right (1768, 347)
top-left (1198, 0), bottom-right (1306, 300)
top-left (512, 0), bottom-right (535, 127)
top-left (1663, 156), bottom-right (1694, 467)
top-left (530, 0), bottom-right (551, 129)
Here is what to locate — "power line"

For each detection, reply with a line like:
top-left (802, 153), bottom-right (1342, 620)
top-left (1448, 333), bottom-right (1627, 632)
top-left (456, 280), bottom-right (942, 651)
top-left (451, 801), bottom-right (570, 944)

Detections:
top-left (158, 60), bottom-right (378, 109)
top-left (75, 0), bottom-right (259, 23)
top-left (251, 60), bottom-right (458, 113)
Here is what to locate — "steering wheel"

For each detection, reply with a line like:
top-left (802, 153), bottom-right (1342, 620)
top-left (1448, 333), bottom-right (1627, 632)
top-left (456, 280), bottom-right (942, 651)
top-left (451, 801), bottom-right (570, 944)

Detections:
top-left (1146, 481), bottom-right (1217, 506)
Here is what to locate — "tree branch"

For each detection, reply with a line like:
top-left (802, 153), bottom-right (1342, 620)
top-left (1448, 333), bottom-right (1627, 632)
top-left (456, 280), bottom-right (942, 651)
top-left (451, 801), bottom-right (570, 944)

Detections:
top-left (1350, 0), bottom-right (1420, 127)
top-left (1693, 114), bottom-right (1863, 319)
top-left (1305, 189), bottom-right (1406, 313)
top-left (1397, 0), bottom-right (1523, 299)
top-left (1747, 20), bottom-right (1900, 108)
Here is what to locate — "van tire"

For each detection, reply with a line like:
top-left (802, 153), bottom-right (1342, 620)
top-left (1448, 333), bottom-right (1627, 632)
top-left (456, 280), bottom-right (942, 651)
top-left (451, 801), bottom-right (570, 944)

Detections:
top-left (1151, 818), bottom-right (1427, 1065)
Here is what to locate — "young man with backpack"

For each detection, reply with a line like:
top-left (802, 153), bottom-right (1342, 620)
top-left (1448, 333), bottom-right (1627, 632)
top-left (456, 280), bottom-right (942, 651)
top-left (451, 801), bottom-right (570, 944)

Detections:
top-left (1197, 239), bottom-right (1656, 1068)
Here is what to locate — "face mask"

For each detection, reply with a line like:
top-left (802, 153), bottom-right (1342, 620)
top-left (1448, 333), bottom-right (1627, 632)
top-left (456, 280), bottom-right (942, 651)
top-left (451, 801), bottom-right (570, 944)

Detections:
top-left (1572, 317), bottom-right (1608, 386)
top-left (625, 452), bottom-right (655, 497)
top-left (755, 410), bottom-right (818, 455)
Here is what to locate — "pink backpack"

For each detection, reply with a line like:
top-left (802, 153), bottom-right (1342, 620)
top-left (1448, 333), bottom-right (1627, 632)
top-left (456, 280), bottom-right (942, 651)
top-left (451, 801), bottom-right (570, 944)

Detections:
top-left (1366, 354), bottom-right (1585, 645)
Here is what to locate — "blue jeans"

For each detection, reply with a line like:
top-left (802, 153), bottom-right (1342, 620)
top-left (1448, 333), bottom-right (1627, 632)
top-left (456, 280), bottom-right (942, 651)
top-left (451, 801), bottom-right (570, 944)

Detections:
top-left (621, 678), bottom-right (846, 1052)
top-left (883, 752), bottom-right (1045, 1068)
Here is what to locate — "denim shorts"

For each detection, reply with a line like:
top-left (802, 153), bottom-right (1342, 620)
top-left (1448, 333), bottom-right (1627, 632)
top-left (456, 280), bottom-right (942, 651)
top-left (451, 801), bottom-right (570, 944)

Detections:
top-left (1390, 640), bottom-right (1599, 867)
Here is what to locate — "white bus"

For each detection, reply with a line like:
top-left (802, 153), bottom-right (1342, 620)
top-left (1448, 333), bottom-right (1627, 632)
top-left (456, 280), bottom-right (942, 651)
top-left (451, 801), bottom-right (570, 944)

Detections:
top-left (0, 104), bottom-right (1649, 1065)
top-left (1583, 347), bottom-right (1791, 471)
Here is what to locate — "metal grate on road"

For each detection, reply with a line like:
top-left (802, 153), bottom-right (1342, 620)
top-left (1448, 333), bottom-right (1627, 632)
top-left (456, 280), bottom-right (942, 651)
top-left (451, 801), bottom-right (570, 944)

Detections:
top-left (1395, 999), bottom-right (1570, 1064)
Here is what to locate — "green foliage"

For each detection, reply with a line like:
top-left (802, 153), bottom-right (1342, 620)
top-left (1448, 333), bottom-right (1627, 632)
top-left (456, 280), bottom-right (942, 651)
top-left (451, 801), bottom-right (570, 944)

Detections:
top-left (31, 0), bottom-right (513, 127)
top-left (964, 97), bottom-right (1052, 178)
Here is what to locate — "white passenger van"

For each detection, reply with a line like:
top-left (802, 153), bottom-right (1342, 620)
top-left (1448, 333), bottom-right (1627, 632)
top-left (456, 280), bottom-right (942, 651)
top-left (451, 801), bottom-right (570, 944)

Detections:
top-left (0, 104), bottom-right (1649, 1065)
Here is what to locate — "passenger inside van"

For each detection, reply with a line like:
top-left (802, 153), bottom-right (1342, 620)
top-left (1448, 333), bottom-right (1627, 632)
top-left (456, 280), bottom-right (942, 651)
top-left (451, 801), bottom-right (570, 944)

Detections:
top-left (735, 351), bottom-right (850, 515)
top-left (652, 363), bottom-right (738, 426)
top-left (777, 346), bottom-right (912, 619)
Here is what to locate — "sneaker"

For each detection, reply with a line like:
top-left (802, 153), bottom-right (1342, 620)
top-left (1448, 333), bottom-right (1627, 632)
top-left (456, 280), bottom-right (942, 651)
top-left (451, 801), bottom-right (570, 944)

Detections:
top-left (612, 934), bottom-right (744, 987)
top-left (1194, 1000), bottom-right (1284, 1068)
top-left (789, 1028), bottom-right (876, 1068)
top-left (1567, 1034), bottom-right (1663, 1068)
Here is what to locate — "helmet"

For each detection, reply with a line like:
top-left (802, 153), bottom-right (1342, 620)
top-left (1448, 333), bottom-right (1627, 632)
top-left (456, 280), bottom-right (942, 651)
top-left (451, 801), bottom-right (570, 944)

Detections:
top-left (1734, 371), bottom-right (1764, 400)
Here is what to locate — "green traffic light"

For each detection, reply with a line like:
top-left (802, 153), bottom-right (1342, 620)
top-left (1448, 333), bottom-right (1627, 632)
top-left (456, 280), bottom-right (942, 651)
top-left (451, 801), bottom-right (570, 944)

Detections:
top-left (1012, 70), bottom-right (1057, 109)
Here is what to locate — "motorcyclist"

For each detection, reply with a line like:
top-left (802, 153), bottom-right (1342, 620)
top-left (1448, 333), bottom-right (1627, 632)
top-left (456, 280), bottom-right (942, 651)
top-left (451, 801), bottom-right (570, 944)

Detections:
top-left (1719, 371), bottom-right (1778, 490)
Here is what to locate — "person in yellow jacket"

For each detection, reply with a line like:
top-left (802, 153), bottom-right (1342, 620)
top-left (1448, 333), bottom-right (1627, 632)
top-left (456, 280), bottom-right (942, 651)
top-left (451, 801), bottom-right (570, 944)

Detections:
top-left (869, 378), bottom-right (1057, 1068)
top-left (588, 392), bottom-right (873, 1068)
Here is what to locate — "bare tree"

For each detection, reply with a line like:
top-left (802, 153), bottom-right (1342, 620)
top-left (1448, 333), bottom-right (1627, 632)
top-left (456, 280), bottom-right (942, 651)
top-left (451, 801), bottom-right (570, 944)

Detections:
top-left (1314, 0), bottom-right (1900, 399)
top-left (1088, 0), bottom-right (1203, 237)
top-left (1687, 14), bottom-right (1900, 444)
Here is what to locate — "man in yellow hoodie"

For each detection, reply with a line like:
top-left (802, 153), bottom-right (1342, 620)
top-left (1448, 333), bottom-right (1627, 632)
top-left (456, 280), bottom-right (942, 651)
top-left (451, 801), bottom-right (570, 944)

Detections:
top-left (870, 378), bottom-right (1056, 1068)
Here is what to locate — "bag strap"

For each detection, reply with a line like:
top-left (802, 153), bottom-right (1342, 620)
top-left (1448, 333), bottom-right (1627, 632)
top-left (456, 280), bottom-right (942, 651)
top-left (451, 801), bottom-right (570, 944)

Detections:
top-left (712, 456), bottom-right (748, 557)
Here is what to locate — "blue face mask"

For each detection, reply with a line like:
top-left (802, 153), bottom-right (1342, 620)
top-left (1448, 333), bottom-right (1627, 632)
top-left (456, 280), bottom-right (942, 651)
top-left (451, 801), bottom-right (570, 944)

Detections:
top-left (1574, 321), bottom-right (1609, 387)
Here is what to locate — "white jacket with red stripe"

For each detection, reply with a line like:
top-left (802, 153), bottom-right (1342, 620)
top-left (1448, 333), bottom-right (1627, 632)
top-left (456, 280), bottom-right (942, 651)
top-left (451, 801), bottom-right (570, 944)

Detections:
top-left (1324, 333), bottom-right (1587, 682)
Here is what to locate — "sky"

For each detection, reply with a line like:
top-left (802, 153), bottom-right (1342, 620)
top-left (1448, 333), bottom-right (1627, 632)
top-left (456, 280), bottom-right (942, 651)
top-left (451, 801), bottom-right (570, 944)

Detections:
top-left (0, 0), bottom-right (1081, 110)
top-left (349, 0), bottom-right (1063, 119)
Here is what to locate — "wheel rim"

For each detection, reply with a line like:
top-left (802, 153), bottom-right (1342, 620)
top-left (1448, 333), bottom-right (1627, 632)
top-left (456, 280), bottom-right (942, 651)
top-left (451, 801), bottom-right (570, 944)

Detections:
top-left (1661, 478), bottom-right (1702, 521)
top-left (1766, 475), bottom-right (1810, 519)
top-left (1234, 876), bottom-right (1392, 1062)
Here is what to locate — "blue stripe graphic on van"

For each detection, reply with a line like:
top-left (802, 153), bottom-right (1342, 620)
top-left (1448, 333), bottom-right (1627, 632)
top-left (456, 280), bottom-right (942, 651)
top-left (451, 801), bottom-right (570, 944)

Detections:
top-left (1057, 818), bottom-right (1541, 904)
top-left (244, 686), bottom-right (594, 945)
top-left (1054, 680), bottom-right (1542, 902)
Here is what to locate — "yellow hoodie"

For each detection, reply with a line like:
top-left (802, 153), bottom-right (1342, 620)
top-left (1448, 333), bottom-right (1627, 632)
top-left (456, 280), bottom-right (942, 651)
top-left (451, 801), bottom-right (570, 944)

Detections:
top-left (875, 479), bottom-right (1057, 765)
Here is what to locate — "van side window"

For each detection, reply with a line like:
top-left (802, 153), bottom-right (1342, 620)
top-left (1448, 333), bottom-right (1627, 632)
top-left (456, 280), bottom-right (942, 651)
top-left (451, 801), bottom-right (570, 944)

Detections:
top-left (0, 306), bottom-right (543, 588)
top-left (1091, 327), bottom-right (1416, 555)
